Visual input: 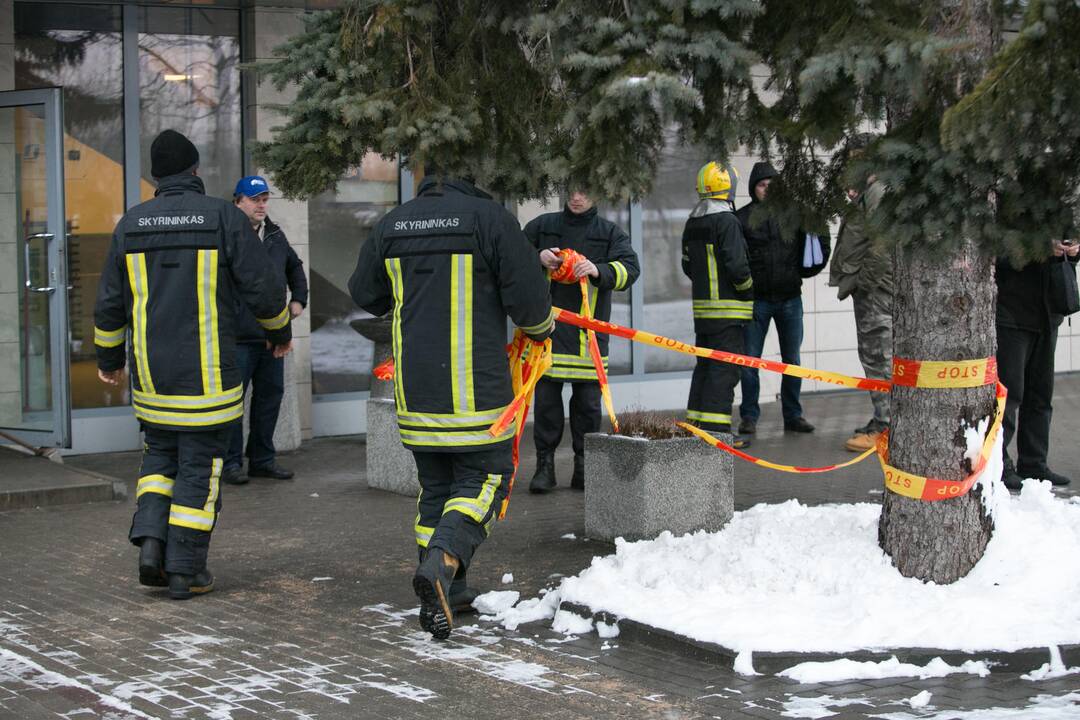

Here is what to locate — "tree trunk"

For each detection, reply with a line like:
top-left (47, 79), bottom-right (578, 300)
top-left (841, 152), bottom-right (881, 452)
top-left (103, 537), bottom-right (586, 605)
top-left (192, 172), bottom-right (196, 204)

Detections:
top-left (878, 241), bottom-right (997, 582)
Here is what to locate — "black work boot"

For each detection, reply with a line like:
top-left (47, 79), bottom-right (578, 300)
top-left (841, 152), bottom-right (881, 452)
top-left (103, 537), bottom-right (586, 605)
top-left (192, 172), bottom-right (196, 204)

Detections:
top-left (529, 452), bottom-right (556, 494)
top-left (138, 538), bottom-right (167, 587)
top-left (1002, 457), bottom-right (1023, 491)
top-left (414, 548), bottom-right (459, 639)
top-left (168, 570), bottom-right (215, 600)
top-left (571, 454), bottom-right (585, 491)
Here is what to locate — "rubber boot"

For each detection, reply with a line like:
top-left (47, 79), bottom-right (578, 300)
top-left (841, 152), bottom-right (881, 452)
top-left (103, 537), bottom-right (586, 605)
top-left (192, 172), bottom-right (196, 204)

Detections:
top-left (168, 570), bottom-right (215, 600)
top-left (529, 452), bottom-right (556, 494)
top-left (414, 548), bottom-right (459, 639)
top-left (571, 454), bottom-right (585, 491)
top-left (138, 538), bottom-right (167, 587)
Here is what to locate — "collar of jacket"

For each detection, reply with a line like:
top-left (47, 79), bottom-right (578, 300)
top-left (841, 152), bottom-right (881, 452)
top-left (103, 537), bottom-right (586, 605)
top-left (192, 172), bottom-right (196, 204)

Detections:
top-left (155, 173), bottom-right (205, 196)
top-left (690, 198), bottom-right (734, 218)
top-left (561, 205), bottom-right (597, 226)
top-left (417, 176), bottom-right (492, 200)
top-left (263, 216), bottom-right (282, 241)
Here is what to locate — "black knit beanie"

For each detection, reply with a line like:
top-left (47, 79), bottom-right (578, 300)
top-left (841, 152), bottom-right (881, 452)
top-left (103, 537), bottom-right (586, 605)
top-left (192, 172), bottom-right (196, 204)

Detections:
top-left (150, 130), bottom-right (199, 179)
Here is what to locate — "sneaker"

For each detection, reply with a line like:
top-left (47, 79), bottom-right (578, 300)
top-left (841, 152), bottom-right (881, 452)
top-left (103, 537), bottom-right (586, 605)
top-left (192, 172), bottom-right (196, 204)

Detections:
top-left (1002, 458), bottom-right (1023, 490)
top-left (529, 453), bottom-right (556, 494)
top-left (137, 538), bottom-right (167, 587)
top-left (168, 570), bottom-right (215, 600)
top-left (221, 466), bottom-right (248, 486)
top-left (413, 548), bottom-right (459, 640)
top-left (783, 417), bottom-right (815, 433)
top-left (570, 454), bottom-right (585, 491)
top-left (738, 417), bottom-right (757, 435)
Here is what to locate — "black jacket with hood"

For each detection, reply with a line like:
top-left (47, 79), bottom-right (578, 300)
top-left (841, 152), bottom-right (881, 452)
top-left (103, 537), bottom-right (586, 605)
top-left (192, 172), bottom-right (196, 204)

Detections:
top-left (735, 162), bottom-right (831, 303)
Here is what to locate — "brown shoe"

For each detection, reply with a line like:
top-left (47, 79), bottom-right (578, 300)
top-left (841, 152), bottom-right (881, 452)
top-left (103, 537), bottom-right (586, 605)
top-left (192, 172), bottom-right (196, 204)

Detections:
top-left (844, 431), bottom-right (880, 452)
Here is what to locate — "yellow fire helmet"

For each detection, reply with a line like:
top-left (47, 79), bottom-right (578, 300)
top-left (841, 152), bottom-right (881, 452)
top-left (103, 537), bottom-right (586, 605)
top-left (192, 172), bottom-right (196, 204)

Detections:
top-left (696, 161), bottom-right (739, 200)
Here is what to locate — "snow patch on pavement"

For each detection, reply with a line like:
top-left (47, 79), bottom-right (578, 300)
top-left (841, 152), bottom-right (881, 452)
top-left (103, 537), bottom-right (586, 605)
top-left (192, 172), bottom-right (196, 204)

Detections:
top-left (1021, 646), bottom-right (1080, 681)
top-left (908, 690), bottom-right (933, 709)
top-left (548, 476), bottom-right (1080, 653)
top-left (473, 590), bottom-right (520, 615)
top-left (779, 656), bottom-right (990, 683)
top-left (780, 694), bottom-right (871, 718)
top-left (871, 692), bottom-right (1080, 719)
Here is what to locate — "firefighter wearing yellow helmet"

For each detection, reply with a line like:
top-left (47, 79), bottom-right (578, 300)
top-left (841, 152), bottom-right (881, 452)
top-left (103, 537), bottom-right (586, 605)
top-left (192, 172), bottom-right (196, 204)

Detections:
top-left (682, 161), bottom-right (754, 447)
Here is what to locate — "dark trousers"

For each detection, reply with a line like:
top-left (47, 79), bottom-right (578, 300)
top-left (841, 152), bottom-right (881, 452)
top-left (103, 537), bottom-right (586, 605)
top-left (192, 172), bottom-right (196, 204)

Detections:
top-left (532, 378), bottom-right (601, 457)
top-left (129, 426), bottom-right (230, 575)
top-left (740, 297), bottom-right (805, 422)
top-left (687, 325), bottom-right (744, 432)
top-left (227, 342), bottom-right (284, 471)
top-left (997, 324), bottom-right (1058, 475)
top-left (411, 445), bottom-right (513, 570)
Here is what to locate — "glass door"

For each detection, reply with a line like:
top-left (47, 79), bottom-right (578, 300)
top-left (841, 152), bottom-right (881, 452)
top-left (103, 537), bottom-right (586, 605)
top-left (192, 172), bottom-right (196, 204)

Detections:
top-left (0, 88), bottom-right (71, 448)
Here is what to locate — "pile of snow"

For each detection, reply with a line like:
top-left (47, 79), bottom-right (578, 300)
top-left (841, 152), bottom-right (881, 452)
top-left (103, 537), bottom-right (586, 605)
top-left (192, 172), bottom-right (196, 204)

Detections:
top-left (779, 656), bottom-right (989, 684)
top-left (548, 478), bottom-right (1080, 654)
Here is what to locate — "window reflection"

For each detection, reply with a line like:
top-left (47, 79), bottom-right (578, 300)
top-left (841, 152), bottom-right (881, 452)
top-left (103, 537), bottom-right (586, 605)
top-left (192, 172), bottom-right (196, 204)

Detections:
top-left (309, 155), bottom-right (399, 394)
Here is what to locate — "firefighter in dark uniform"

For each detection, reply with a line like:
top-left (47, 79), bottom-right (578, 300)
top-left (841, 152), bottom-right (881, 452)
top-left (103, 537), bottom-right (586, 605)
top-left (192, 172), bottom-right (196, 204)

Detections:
top-left (94, 130), bottom-right (292, 600)
top-left (683, 161), bottom-right (754, 447)
top-left (524, 191), bottom-right (639, 492)
top-left (349, 174), bottom-right (553, 640)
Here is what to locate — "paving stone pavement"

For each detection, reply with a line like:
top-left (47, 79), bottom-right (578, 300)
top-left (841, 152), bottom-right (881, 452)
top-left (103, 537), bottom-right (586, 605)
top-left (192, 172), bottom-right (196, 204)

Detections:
top-left (2, 380), bottom-right (1080, 719)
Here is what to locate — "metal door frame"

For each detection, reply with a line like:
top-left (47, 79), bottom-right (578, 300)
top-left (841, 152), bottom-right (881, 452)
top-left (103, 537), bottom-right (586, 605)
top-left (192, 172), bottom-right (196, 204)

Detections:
top-left (0, 87), bottom-right (71, 448)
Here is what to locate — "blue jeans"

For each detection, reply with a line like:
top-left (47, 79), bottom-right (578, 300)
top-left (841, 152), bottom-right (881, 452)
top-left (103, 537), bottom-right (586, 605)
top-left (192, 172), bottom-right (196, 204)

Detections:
top-left (226, 342), bottom-right (284, 471)
top-left (739, 297), bottom-right (805, 422)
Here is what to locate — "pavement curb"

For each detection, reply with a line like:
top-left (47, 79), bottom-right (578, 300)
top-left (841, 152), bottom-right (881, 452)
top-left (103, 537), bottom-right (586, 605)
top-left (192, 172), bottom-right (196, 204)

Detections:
top-left (558, 601), bottom-right (1080, 675)
top-left (0, 461), bottom-right (127, 512)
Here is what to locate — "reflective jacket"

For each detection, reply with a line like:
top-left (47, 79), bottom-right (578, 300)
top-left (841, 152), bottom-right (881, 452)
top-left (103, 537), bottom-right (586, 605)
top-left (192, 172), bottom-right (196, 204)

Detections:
top-left (681, 200), bottom-right (754, 332)
top-left (524, 206), bottom-right (639, 382)
top-left (94, 174), bottom-right (291, 431)
top-left (349, 177), bottom-right (554, 452)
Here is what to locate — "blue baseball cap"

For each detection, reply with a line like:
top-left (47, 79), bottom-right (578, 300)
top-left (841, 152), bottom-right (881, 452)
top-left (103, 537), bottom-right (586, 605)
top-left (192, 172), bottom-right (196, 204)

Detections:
top-left (234, 175), bottom-right (271, 198)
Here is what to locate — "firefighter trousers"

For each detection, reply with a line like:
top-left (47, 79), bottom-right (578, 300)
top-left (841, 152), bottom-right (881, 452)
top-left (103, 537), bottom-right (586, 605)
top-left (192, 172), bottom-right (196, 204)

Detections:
top-left (129, 426), bottom-right (230, 576)
top-left (411, 444), bottom-right (513, 571)
top-left (533, 378), bottom-right (601, 457)
top-left (687, 325), bottom-right (744, 432)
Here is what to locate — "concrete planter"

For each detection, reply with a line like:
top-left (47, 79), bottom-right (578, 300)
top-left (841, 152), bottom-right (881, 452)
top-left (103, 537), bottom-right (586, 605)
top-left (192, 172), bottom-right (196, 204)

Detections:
top-left (365, 398), bottom-right (420, 496)
top-left (584, 432), bottom-right (734, 543)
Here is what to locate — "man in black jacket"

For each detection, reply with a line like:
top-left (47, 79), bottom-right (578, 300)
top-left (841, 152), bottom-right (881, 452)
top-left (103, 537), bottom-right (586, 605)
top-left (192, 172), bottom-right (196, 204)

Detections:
top-left (996, 237), bottom-right (1078, 489)
top-left (525, 191), bottom-right (640, 493)
top-left (683, 161), bottom-right (754, 448)
top-left (222, 176), bottom-right (309, 485)
top-left (735, 162), bottom-right (830, 435)
top-left (349, 174), bottom-right (552, 639)
top-left (94, 131), bottom-right (291, 599)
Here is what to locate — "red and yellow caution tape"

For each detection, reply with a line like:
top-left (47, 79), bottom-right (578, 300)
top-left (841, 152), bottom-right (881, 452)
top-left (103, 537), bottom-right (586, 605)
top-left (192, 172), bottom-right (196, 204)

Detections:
top-left (891, 356), bottom-right (997, 389)
top-left (678, 421), bottom-right (877, 472)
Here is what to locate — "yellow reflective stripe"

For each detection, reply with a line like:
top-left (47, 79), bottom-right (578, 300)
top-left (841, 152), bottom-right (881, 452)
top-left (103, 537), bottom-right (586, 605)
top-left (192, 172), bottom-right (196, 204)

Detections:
top-left (706, 245), bottom-right (719, 300)
top-left (134, 402), bottom-right (243, 427)
top-left (449, 254), bottom-right (475, 413)
top-left (397, 406), bottom-right (508, 428)
top-left (126, 253), bottom-right (155, 393)
top-left (414, 518), bottom-right (434, 548)
top-left (257, 305), bottom-right (290, 331)
top-left (687, 409), bottom-right (732, 424)
top-left (519, 308), bottom-right (555, 336)
top-left (94, 325), bottom-right (127, 348)
top-left (136, 474), bottom-right (174, 499)
top-left (442, 473), bottom-right (502, 523)
top-left (399, 426), bottom-right (514, 447)
top-left (204, 458), bottom-right (222, 513)
top-left (386, 258), bottom-right (407, 411)
top-left (169, 504), bottom-right (215, 531)
top-left (196, 250), bottom-right (222, 394)
top-left (547, 367), bottom-right (604, 380)
top-left (132, 385), bottom-right (243, 410)
top-left (692, 299), bottom-right (754, 308)
top-left (734, 276), bottom-right (753, 292)
top-left (610, 261), bottom-right (628, 290)
top-left (552, 353), bottom-right (608, 368)
top-left (694, 310), bottom-right (754, 319)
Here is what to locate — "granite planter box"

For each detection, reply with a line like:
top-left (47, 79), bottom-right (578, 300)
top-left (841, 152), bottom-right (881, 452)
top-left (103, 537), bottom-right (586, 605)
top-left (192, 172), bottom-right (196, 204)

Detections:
top-left (365, 398), bottom-right (420, 496)
top-left (584, 432), bottom-right (734, 543)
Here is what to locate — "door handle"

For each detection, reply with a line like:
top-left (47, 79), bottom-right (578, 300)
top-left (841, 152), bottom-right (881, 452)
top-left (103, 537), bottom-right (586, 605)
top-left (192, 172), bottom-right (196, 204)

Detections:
top-left (24, 232), bottom-right (56, 294)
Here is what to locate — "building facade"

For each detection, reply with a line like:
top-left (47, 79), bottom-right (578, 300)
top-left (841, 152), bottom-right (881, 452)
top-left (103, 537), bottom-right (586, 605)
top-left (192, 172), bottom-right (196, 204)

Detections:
top-left (2, 1), bottom-right (1074, 455)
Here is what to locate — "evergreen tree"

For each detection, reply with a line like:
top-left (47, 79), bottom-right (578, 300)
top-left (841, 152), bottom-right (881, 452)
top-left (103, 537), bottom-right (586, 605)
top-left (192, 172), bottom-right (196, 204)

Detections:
top-left (258, 0), bottom-right (1080, 584)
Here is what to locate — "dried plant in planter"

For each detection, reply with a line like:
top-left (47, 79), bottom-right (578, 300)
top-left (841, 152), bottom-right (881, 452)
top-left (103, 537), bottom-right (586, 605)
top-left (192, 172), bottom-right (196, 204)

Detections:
top-left (615, 408), bottom-right (690, 441)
